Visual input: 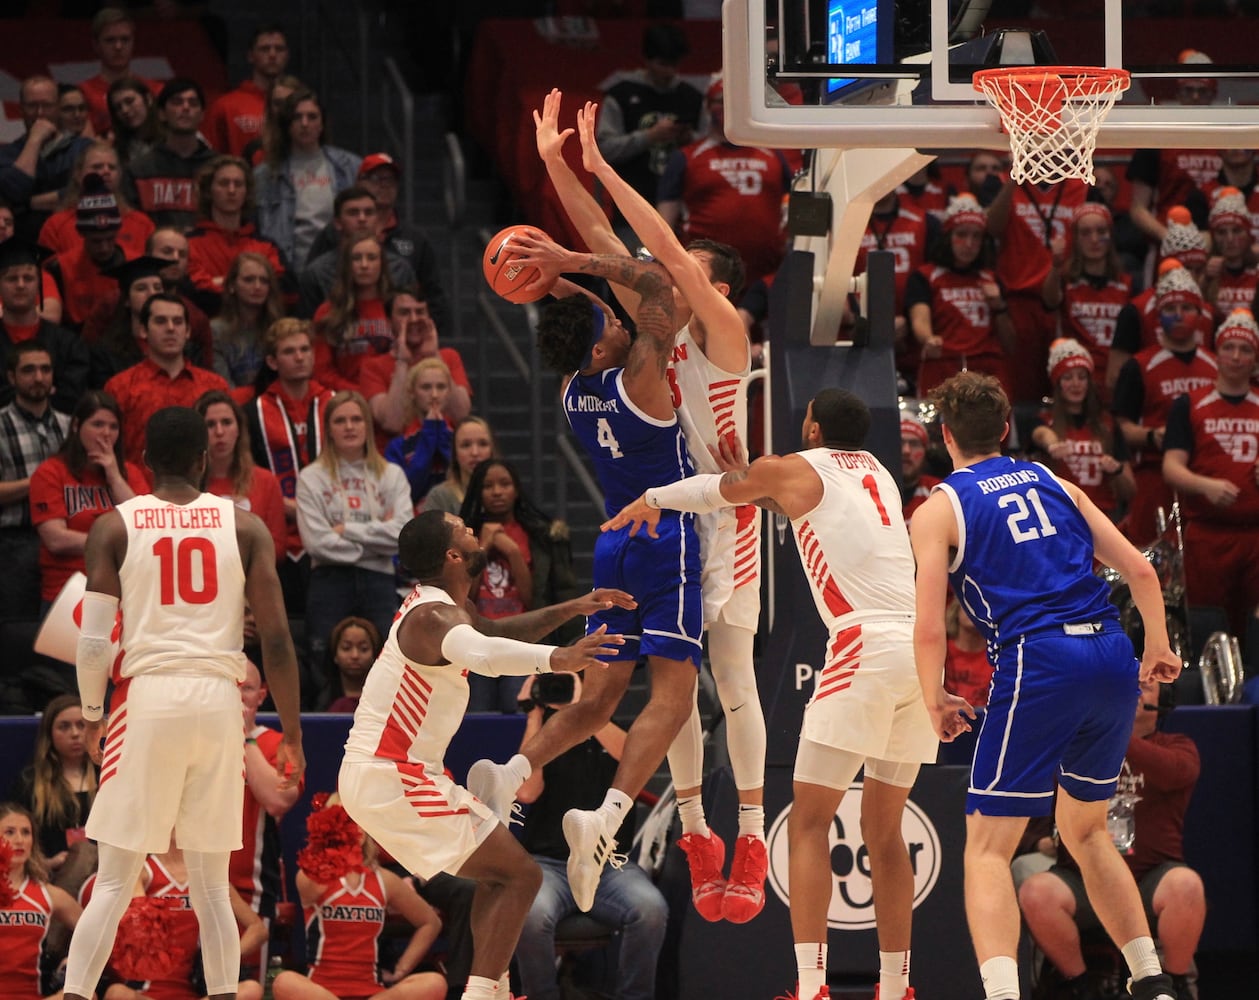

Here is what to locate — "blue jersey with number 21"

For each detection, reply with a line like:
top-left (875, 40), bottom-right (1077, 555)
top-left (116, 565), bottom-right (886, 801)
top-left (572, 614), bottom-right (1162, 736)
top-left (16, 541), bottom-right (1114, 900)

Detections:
top-left (563, 368), bottom-right (692, 517)
top-left (936, 456), bottom-right (1119, 653)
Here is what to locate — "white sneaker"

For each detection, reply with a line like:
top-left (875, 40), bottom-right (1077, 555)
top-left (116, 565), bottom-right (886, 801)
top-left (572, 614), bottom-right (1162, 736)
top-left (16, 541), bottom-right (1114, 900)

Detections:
top-left (467, 759), bottom-right (520, 826)
top-left (562, 808), bottom-right (623, 912)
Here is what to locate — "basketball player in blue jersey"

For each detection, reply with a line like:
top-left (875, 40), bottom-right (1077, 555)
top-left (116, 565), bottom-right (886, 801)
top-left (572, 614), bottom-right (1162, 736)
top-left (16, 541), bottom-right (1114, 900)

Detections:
top-left (522, 88), bottom-right (771, 923)
top-left (910, 372), bottom-right (1184, 1000)
top-left (468, 225), bottom-right (703, 913)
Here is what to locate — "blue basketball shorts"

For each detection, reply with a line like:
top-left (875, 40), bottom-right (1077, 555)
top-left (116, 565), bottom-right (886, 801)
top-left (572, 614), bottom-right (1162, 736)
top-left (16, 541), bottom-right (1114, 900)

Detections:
top-left (588, 511), bottom-right (703, 668)
top-left (967, 624), bottom-right (1140, 817)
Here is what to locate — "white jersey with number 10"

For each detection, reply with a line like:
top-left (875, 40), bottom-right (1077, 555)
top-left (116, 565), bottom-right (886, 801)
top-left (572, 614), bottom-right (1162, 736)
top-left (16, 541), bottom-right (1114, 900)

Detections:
top-left (115, 493), bottom-right (247, 681)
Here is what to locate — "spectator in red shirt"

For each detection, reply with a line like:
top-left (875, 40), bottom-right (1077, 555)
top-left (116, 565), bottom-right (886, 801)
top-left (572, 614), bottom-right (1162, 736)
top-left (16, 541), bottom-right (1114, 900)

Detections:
top-left (1201, 187), bottom-right (1258, 325)
top-left (246, 318), bottom-right (335, 612)
top-left (81, 253), bottom-right (166, 388)
top-left (195, 389), bottom-right (287, 562)
top-left (187, 154), bottom-right (285, 313)
top-left (45, 174), bottom-right (126, 330)
top-left (146, 226), bottom-right (216, 368)
top-left (39, 141), bottom-right (154, 260)
top-left (1162, 307), bottom-right (1259, 642)
top-left (362, 286), bottom-right (472, 440)
top-left (79, 7), bottom-right (162, 137)
top-left (906, 194), bottom-right (1015, 399)
top-left (205, 25), bottom-right (291, 157)
top-left (943, 599), bottom-right (992, 707)
top-left (312, 235), bottom-right (393, 391)
top-left (1019, 677), bottom-right (1203, 1000)
top-left (103, 291), bottom-right (229, 462)
top-left (212, 252), bottom-right (286, 391)
top-left (1031, 339), bottom-right (1134, 522)
top-left (656, 76), bottom-right (792, 288)
top-left (29, 388), bottom-right (146, 606)
top-left (899, 412), bottom-right (939, 524)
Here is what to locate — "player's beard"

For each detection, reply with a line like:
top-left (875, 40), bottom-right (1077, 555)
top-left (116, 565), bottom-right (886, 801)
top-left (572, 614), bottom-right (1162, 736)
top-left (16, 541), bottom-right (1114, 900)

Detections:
top-left (464, 549), bottom-right (488, 578)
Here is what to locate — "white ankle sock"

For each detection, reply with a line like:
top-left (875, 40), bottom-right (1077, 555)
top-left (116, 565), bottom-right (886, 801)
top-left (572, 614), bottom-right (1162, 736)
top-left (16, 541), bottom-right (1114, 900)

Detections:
top-left (979, 956), bottom-right (1019, 1000)
top-left (737, 803), bottom-right (765, 839)
top-left (677, 794), bottom-right (709, 837)
top-left (795, 942), bottom-right (827, 998)
top-left (1121, 938), bottom-right (1162, 982)
top-left (879, 949), bottom-right (910, 1000)
top-left (462, 974), bottom-right (497, 999)
top-left (596, 788), bottom-right (633, 832)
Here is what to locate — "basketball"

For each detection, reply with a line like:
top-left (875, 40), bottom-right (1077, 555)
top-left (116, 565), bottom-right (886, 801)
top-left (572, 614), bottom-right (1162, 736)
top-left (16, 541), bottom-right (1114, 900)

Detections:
top-left (483, 226), bottom-right (556, 304)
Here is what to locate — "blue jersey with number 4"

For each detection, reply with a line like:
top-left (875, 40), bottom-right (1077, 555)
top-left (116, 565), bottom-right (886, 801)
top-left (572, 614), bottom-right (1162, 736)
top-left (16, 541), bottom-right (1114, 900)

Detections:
top-left (936, 456), bottom-right (1118, 652)
top-left (564, 369), bottom-right (692, 517)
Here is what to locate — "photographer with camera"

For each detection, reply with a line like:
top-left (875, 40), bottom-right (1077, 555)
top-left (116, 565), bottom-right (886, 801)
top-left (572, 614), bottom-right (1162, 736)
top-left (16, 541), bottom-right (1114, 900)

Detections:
top-left (513, 671), bottom-right (669, 1000)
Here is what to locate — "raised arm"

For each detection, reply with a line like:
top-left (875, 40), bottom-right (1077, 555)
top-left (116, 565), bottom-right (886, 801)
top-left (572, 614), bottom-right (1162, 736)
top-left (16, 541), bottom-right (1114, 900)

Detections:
top-left (577, 101), bottom-right (749, 373)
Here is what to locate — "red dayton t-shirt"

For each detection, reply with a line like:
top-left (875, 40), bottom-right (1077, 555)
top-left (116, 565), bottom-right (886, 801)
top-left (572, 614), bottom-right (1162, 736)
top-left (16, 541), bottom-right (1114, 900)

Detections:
top-left (476, 520), bottom-right (531, 619)
top-left (29, 455), bottom-right (150, 600)
top-left (312, 298), bottom-right (391, 391)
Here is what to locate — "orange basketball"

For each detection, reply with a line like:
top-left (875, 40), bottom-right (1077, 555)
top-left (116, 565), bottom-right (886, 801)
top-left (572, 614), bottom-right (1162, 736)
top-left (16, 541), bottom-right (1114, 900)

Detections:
top-left (483, 226), bottom-right (557, 304)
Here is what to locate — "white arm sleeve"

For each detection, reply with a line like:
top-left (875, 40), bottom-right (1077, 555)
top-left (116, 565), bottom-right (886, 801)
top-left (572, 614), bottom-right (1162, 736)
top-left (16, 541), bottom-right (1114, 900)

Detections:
top-left (440, 623), bottom-right (556, 678)
top-left (644, 473), bottom-right (731, 515)
top-left (76, 592), bottom-right (119, 721)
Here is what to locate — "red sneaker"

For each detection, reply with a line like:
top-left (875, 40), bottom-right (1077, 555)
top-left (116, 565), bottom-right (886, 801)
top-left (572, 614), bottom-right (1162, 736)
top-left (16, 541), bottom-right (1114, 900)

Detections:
top-left (873, 987), bottom-right (915, 1000)
top-left (677, 830), bottom-right (726, 921)
top-left (721, 834), bottom-right (768, 923)
top-left (773, 985), bottom-right (830, 1000)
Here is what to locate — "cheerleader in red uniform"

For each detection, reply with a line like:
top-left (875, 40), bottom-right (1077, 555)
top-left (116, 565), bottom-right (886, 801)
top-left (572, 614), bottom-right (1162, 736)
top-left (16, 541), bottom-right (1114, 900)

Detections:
top-left (272, 796), bottom-right (445, 1000)
top-left (1030, 339), bottom-right (1134, 522)
top-left (97, 840), bottom-right (266, 1000)
top-left (0, 803), bottom-right (82, 1000)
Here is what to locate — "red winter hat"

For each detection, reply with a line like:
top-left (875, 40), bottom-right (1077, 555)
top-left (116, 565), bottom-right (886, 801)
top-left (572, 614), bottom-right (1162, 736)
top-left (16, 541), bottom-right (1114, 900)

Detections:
top-left (944, 194), bottom-right (986, 232)
top-left (1155, 261), bottom-right (1204, 309)
top-left (1047, 338), bottom-right (1094, 384)
top-left (900, 414), bottom-right (929, 445)
top-left (1209, 187), bottom-right (1250, 231)
top-left (1215, 308), bottom-right (1259, 351)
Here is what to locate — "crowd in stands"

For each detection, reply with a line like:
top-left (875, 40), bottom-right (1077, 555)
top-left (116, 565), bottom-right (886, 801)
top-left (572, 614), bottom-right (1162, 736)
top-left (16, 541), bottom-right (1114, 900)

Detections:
top-left (0, 6), bottom-right (1245, 997)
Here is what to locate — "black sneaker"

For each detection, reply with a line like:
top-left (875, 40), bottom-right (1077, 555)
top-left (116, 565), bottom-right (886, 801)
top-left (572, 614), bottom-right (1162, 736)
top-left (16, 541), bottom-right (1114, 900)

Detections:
top-left (1128, 973), bottom-right (1177, 1000)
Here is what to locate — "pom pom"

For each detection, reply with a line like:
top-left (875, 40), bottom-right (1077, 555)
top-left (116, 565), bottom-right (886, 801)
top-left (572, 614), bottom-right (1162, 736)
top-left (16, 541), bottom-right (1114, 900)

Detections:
top-left (0, 840), bottom-right (17, 908)
top-left (1166, 206), bottom-right (1193, 225)
top-left (297, 804), bottom-right (364, 883)
top-left (113, 896), bottom-right (190, 981)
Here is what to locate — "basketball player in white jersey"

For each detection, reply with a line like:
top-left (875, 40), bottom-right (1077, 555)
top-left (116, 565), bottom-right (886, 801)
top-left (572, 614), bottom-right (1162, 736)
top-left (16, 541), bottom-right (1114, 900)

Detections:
top-left (475, 87), bottom-right (768, 922)
top-left (339, 509), bottom-right (633, 1000)
top-left (65, 406), bottom-right (305, 1000)
top-left (605, 388), bottom-right (938, 1000)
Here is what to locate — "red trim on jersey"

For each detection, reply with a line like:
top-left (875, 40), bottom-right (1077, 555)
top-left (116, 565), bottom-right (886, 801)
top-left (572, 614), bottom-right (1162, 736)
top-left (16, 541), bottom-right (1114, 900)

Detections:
top-left (395, 760), bottom-right (468, 819)
top-left (796, 520), bottom-right (853, 618)
top-left (99, 684), bottom-right (130, 785)
top-left (732, 506), bottom-right (760, 590)
top-left (816, 624), bottom-right (863, 701)
top-left (708, 378), bottom-right (741, 439)
top-left (373, 669), bottom-right (433, 763)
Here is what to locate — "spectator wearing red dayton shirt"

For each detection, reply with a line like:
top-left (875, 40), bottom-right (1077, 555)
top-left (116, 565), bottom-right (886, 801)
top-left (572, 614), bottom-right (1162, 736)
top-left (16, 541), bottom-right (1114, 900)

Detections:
top-left (205, 25), bottom-right (291, 157)
top-left (103, 291), bottom-right (228, 463)
top-left (44, 174), bottom-right (126, 330)
top-left (78, 7), bottom-right (162, 137)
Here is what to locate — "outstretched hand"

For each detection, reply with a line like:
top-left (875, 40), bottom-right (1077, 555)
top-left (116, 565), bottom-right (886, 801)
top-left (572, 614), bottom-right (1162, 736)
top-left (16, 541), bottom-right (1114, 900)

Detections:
top-left (708, 433), bottom-right (749, 474)
top-left (569, 588), bottom-right (638, 617)
top-left (534, 87), bottom-right (573, 162)
top-left (506, 229), bottom-right (572, 293)
top-left (552, 624), bottom-right (625, 671)
top-left (600, 495), bottom-right (661, 538)
top-left (576, 101), bottom-right (610, 176)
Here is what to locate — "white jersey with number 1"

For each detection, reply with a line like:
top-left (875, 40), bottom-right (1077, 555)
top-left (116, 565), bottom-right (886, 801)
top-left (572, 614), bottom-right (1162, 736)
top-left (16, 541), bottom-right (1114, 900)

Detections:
top-left (115, 493), bottom-right (247, 681)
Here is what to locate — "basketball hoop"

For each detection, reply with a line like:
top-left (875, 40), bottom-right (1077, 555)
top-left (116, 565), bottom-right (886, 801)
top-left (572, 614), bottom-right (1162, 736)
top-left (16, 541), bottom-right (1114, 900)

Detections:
top-left (974, 66), bottom-right (1131, 185)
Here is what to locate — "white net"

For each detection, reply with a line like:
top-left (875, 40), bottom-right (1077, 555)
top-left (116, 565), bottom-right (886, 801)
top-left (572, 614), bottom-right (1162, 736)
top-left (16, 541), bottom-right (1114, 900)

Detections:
top-left (974, 68), bottom-right (1131, 185)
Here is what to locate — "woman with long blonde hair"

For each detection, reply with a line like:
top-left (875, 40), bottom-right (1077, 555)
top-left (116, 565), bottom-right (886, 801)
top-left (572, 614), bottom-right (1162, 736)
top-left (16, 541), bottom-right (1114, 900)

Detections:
top-left (295, 391), bottom-right (410, 704)
top-left (312, 235), bottom-right (394, 391)
top-left (421, 416), bottom-right (498, 515)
